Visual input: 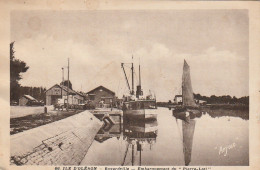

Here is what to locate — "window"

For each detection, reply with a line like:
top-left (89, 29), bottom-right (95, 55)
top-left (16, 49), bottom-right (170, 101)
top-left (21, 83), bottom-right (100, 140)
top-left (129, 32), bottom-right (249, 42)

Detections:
top-left (89, 95), bottom-right (95, 101)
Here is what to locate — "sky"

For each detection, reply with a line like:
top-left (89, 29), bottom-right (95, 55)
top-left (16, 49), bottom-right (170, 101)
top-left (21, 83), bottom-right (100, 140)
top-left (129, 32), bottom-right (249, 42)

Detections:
top-left (11, 10), bottom-right (249, 101)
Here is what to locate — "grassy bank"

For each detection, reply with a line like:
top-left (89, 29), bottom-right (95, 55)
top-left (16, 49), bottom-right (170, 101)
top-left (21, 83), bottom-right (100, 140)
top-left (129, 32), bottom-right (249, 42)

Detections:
top-left (10, 110), bottom-right (84, 135)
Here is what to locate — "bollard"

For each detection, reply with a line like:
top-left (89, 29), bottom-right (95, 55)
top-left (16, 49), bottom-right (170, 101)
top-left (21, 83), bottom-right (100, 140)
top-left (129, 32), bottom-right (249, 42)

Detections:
top-left (44, 106), bottom-right (47, 114)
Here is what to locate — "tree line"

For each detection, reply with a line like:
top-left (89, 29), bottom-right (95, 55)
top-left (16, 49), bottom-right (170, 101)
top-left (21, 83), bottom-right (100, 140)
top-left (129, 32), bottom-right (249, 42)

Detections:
top-left (10, 42), bottom-right (46, 103)
top-left (19, 86), bottom-right (46, 101)
top-left (193, 93), bottom-right (249, 105)
top-left (159, 93), bottom-right (249, 107)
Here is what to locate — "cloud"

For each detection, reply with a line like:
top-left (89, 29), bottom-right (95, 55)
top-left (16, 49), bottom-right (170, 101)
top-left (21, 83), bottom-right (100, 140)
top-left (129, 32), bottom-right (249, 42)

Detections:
top-left (15, 35), bottom-right (248, 101)
top-left (12, 9), bottom-right (249, 101)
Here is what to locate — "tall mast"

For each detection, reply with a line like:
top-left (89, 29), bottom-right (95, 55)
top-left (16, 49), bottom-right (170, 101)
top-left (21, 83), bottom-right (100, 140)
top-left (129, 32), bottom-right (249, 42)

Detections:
top-left (67, 58), bottom-right (69, 110)
top-left (139, 58), bottom-right (141, 86)
top-left (61, 67), bottom-right (64, 98)
top-left (182, 81), bottom-right (184, 106)
top-left (136, 57), bottom-right (143, 98)
top-left (131, 55), bottom-right (134, 95)
top-left (182, 60), bottom-right (184, 106)
top-left (62, 67), bottom-right (64, 83)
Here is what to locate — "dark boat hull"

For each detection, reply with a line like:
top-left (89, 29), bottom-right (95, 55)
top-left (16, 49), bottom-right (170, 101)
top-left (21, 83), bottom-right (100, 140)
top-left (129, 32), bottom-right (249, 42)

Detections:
top-left (123, 109), bottom-right (157, 122)
top-left (172, 107), bottom-right (202, 121)
top-left (123, 100), bottom-right (157, 110)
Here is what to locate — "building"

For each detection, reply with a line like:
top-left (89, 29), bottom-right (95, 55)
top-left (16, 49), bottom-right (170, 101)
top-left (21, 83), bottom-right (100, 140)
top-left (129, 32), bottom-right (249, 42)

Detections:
top-left (19, 95), bottom-right (38, 106)
top-left (173, 95), bottom-right (207, 105)
top-left (45, 84), bottom-right (84, 105)
top-left (195, 99), bottom-right (207, 105)
top-left (86, 85), bottom-right (116, 108)
top-left (174, 95), bottom-right (182, 104)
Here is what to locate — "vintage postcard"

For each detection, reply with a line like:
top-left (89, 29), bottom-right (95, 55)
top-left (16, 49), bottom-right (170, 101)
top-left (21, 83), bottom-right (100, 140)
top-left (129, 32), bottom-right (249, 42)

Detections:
top-left (0, 1), bottom-right (259, 170)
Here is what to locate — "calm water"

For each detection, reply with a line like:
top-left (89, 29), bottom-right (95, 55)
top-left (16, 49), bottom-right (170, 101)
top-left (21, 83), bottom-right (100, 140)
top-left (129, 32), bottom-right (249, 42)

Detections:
top-left (81, 107), bottom-right (249, 166)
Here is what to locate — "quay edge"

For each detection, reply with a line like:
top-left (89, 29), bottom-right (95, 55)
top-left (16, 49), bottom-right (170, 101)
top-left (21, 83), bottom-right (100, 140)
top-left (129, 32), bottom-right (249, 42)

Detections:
top-left (10, 110), bottom-right (103, 166)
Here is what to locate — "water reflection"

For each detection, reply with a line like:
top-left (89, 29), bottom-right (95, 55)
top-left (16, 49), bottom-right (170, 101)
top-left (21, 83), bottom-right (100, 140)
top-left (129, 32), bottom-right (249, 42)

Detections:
top-left (122, 118), bottom-right (158, 166)
top-left (81, 108), bottom-right (248, 166)
top-left (205, 109), bottom-right (249, 120)
top-left (91, 114), bottom-right (158, 166)
top-left (94, 123), bottom-right (122, 143)
top-left (174, 117), bottom-right (196, 166)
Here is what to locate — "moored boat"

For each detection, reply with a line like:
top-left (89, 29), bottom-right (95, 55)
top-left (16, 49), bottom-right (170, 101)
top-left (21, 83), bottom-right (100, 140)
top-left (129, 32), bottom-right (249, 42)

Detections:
top-left (121, 57), bottom-right (157, 121)
top-left (172, 60), bottom-right (201, 121)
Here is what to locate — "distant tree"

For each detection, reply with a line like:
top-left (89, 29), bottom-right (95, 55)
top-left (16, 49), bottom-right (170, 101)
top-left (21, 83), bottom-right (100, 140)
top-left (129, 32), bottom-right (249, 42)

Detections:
top-left (201, 95), bottom-right (208, 102)
top-left (60, 80), bottom-right (72, 89)
top-left (10, 42), bottom-right (29, 103)
top-left (238, 96), bottom-right (249, 105)
top-left (193, 93), bottom-right (248, 105)
top-left (194, 93), bottom-right (202, 100)
top-left (209, 95), bottom-right (217, 104)
top-left (231, 96), bottom-right (238, 104)
top-left (19, 86), bottom-right (46, 102)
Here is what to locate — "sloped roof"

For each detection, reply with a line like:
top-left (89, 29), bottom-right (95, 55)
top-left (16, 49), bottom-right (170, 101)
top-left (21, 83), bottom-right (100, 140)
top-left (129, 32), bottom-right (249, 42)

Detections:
top-left (59, 84), bottom-right (77, 95)
top-left (46, 84), bottom-right (84, 97)
top-left (87, 85), bottom-right (115, 95)
top-left (23, 95), bottom-right (37, 101)
top-left (77, 91), bottom-right (88, 97)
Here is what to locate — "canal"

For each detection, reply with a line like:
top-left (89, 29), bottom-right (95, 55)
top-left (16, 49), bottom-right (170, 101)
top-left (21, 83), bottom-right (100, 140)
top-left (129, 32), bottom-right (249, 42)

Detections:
top-left (81, 107), bottom-right (249, 166)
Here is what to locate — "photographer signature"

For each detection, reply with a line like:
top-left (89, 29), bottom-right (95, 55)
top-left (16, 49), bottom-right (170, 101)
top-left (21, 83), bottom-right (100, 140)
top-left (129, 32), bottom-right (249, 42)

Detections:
top-left (215, 143), bottom-right (236, 156)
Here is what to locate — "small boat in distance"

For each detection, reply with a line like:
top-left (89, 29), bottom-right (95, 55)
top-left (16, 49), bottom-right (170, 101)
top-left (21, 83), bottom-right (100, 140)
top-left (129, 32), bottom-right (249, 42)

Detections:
top-left (172, 60), bottom-right (201, 121)
top-left (121, 57), bottom-right (157, 121)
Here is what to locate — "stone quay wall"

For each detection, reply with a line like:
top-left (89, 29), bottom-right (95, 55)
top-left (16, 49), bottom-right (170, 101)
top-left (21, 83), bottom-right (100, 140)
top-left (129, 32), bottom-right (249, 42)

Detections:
top-left (10, 110), bottom-right (103, 165)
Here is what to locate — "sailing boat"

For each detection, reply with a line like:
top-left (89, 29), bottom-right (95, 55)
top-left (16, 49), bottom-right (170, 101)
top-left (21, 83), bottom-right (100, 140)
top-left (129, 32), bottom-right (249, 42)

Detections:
top-left (121, 57), bottom-right (157, 121)
top-left (172, 60), bottom-right (201, 121)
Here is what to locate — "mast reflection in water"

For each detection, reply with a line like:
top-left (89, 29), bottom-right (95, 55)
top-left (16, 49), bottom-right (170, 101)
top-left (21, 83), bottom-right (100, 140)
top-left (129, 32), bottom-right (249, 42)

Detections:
top-left (81, 108), bottom-right (248, 166)
top-left (122, 116), bottom-right (158, 166)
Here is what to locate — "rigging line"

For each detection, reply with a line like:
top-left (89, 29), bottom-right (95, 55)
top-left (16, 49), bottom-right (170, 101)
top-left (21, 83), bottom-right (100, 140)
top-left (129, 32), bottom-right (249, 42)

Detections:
top-left (121, 72), bottom-right (131, 96)
top-left (121, 142), bottom-right (130, 166)
top-left (121, 64), bottom-right (131, 93)
top-left (127, 70), bottom-right (132, 93)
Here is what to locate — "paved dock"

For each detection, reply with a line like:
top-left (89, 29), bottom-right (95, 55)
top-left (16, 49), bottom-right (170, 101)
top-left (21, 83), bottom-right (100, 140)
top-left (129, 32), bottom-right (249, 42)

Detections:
top-left (10, 110), bottom-right (102, 165)
top-left (10, 105), bottom-right (54, 118)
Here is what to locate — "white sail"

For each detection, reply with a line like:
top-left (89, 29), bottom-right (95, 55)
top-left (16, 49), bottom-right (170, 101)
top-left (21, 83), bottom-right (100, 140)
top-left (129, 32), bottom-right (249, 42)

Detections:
top-left (182, 60), bottom-right (196, 107)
